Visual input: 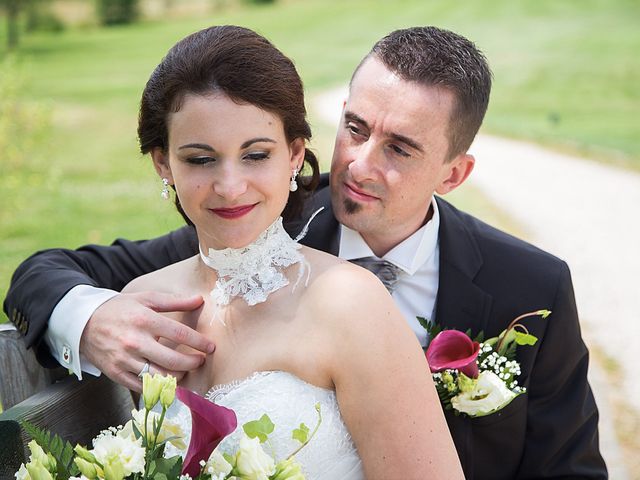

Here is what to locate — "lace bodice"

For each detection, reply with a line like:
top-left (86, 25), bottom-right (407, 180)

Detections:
top-left (167, 371), bottom-right (364, 479)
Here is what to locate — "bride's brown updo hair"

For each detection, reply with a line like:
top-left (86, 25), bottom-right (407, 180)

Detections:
top-left (138, 25), bottom-right (320, 223)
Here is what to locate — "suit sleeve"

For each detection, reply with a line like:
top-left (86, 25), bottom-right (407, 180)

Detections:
top-left (517, 262), bottom-right (607, 478)
top-left (3, 226), bottom-right (198, 363)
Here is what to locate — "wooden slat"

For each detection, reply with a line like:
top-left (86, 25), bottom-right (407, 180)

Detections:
top-left (0, 328), bottom-right (67, 410)
top-left (0, 374), bottom-right (135, 478)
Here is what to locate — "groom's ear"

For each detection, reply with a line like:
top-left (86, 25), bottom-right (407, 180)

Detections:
top-left (435, 153), bottom-right (475, 195)
top-left (151, 147), bottom-right (173, 183)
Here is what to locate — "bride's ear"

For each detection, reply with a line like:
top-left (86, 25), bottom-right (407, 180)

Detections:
top-left (289, 138), bottom-right (306, 171)
top-left (151, 147), bottom-right (173, 183)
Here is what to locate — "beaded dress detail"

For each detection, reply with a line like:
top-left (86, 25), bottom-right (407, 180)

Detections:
top-left (166, 372), bottom-right (364, 479)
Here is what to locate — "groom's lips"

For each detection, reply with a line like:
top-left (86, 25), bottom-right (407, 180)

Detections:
top-left (210, 204), bottom-right (257, 219)
top-left (344, 182), bottom-right (379, 202)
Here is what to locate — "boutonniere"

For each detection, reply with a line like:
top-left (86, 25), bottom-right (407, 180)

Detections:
top-left (418, 309), bottom-right (551, 418)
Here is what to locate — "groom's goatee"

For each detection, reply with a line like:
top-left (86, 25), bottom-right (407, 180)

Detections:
top-left (344, 198), bottom-right (362, 215)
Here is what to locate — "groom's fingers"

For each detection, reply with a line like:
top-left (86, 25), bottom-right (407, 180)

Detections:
top-left (135, 334), bottom-right (206, 375)
top-left (135, 291), bottom-right (215, 355)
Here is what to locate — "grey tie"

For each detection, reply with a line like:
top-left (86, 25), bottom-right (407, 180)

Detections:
top-left (350, 257), bottom-right (403, 293)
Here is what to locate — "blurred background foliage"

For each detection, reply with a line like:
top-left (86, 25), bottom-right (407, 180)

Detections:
top-left (1, 0), bottom-right (639, 322)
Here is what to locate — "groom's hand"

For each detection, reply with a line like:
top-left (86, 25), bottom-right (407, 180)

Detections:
top-left (79, 292), bottom-right (214, 392)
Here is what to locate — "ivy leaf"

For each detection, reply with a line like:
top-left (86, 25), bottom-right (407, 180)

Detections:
top-left (514, 331), bottom-right (538, 346)
top-left (243, 414), bottom-right (274, 443)
top-left (292, 423), bottom-right (310, 444)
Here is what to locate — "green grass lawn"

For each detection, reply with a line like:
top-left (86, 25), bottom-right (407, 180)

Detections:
top-left (1, 0), bottom-right (638, 322)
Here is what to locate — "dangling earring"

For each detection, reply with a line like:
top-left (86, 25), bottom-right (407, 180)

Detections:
top-left (289, 168), bottom-right (299, 192)
top-left (161, 178), bottom-right (170, 200)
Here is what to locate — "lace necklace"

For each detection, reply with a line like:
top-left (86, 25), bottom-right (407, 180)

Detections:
top-left (199, 210), bottom-right (322, 309)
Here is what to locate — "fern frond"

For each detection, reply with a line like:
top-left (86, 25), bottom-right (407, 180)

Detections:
top-left (21, 421), bottom-right (80, 478)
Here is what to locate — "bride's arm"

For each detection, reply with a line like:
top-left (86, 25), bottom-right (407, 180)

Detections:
top-left (311, 264), bottom-right (464, 480)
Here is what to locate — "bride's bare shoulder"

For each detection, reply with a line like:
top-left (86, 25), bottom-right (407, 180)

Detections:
top-left (301, 246), bottom-right (399, 326)
top-left (122, 255), bottom-right (199, 294)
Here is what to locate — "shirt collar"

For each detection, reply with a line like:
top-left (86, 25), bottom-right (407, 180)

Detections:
top-left (338, 197), bottom-right (440, 275)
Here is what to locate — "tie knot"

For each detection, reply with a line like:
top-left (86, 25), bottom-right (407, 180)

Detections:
top-left (350, 257), bottom-right (402, 293)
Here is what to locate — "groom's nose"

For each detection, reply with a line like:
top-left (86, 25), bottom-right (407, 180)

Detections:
top-left (348, 141), bottom-right (379, 184)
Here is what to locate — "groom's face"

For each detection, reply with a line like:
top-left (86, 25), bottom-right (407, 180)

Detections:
top-left (330, 57), bottom-right (468, 256)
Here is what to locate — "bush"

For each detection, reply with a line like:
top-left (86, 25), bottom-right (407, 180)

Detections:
top-left (96, 0), bottom-right (139, 25)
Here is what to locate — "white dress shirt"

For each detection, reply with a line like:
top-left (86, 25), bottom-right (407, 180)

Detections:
top-left (46, 197), bottom-right (442, 377)
top-left (338, 198), bottom-right (441, 347)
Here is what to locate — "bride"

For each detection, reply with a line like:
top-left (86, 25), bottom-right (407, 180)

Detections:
top-left (122, 25), bottom-right (463, 479)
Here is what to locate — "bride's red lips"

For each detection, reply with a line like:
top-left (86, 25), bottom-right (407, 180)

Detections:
top-left (210, 204), bottom-right (257, 219)
top-left (344, 182), bottom-right (379, 202)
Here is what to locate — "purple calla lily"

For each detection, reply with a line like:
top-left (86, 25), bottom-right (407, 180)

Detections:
top-left (176, 386), bottom-right (237, 477)
top-left (426, 330), bottom-right (480, 378)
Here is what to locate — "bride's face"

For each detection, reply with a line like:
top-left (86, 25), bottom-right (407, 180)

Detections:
top-left (153, 92), bottom-right (304, 250)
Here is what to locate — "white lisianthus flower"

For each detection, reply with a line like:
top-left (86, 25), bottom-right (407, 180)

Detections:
top-left (91, 433), bottom-right (145, 477)
top-left (235, 435), bottom-right (276, 480)
top-left (120, 409), bottom-right (187, 450)
top-left (451, 370), bottom-right (517, 417)
top-left (14, 464), bottom-right (30, 480)
top-left (206, 449), bottom-right (234, 477)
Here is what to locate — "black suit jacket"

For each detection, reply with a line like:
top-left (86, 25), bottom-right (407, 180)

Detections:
top-left (4, 175), bottom-right (606, 479)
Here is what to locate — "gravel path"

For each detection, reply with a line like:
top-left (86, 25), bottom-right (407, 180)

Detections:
top-left (313, 86), bottom-right (636, 478)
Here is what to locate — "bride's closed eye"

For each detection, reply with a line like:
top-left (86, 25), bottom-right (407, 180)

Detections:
top-left (186, 156), bottom-right (216, 165)
top-left (243, 151), bottom-right (271, 162)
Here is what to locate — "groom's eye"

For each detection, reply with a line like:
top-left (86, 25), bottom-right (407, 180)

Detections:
top-left (388, 144), bottom-right (410, 158)
top-left (346, 122), bottom-right (365, 138)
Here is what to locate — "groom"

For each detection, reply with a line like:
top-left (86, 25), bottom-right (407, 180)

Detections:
top-left (5, 27), bottom-right (606, 479)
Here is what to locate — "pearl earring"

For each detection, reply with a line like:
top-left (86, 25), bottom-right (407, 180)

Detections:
top-left (161, 178), bottom-right (170, 200)
top-left (289, 168), bottom-right (299, 192)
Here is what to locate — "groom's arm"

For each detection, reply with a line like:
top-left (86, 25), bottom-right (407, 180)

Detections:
top-left (517, 262), bottom-right (607, 479)
top-left (3, 226), bottom-right (200, 368)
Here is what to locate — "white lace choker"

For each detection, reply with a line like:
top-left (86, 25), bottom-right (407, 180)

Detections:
top-left (199, 217), bottom-right (311, 308)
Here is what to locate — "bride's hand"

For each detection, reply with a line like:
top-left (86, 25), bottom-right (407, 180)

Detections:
top-left (79, 291), bottom-right (214, 391)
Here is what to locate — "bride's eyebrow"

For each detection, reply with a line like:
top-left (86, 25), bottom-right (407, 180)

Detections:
top-left (241, 137), bottom-right (276, 148)
top-left (178, 143), bottom-right (215, 151)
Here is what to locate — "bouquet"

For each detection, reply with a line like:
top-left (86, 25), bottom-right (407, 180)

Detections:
top-left (419, 309), bottom-right (551, 417)
top-left (15, 373), bottom-right (320, 480)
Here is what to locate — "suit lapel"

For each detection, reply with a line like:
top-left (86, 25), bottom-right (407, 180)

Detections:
top-left (434, 197), bottom-right (493, 477)
top-left (435, 197), bottom-right (493, 336)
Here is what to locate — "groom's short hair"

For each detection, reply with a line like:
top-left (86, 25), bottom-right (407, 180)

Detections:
top-left (356, 26), bottom-right (492, 161)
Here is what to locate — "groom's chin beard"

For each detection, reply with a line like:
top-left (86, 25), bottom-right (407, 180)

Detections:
top-left (343, 198), bottom-right (362, 215)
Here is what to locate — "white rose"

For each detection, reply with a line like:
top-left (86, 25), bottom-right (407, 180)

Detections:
top-left (206, 449), bottom-right (234, 477)
top-left (235, 435), bottom-right (276, 480)
top-left (92, 433), bottom-right (145, 477)
top-left (451, 370), bottom-right (517, 417)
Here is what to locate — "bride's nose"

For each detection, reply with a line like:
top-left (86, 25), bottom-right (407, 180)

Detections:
top-left (213, 162), bottom-right (248, 201)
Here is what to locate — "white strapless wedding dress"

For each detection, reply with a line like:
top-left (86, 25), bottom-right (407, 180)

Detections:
top-left (167, 371), bottom-right (364, 479)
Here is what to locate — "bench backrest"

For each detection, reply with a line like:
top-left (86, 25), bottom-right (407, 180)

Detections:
top-left (0, 327), bottom-right (135, 477)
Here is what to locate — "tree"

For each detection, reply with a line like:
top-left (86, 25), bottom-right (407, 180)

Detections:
top-left (96, 0), bottom-right (139, 26)
top-left (2, 0), bottom-right (20, 49)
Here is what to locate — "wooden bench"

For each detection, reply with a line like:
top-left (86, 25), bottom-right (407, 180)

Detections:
top-left (0, 326), bottom-right (135, 478)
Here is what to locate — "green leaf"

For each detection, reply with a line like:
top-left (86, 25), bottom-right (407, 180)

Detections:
top-left (20, 421), bottom-right (80, 478)
top-left (497, 328), bottom-right (517, 356)
top-left (514, 331), bottom-right (538, 346)
top-left (292, 423), bottom-right (310, 444)
top-left (243, 414), bottom-right (275, 443)
top-left (152, 456), bottom-right (183, 479)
